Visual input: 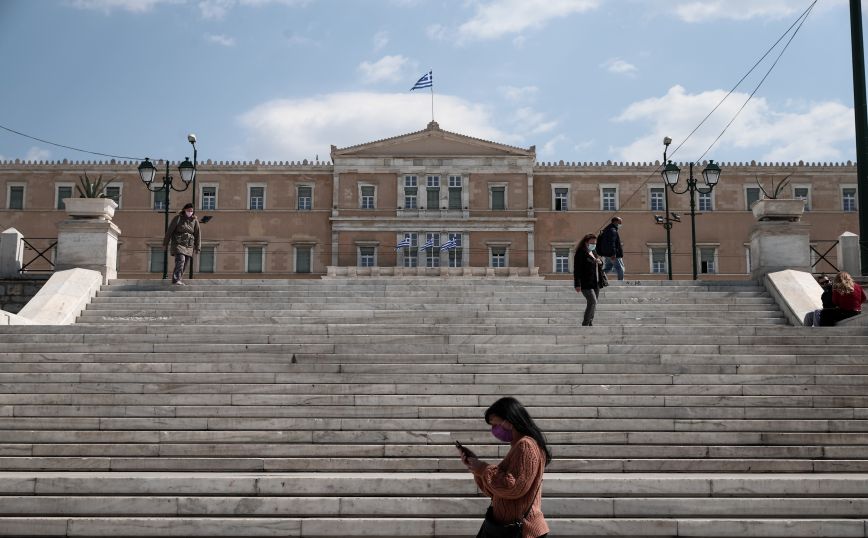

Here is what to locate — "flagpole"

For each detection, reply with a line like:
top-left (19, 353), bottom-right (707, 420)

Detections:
top-left (430, 70), bottom-right (434, 122)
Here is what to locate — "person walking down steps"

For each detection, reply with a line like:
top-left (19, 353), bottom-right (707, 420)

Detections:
top-left (163, 202), bottom-right (201, 285)
top-left (574, 233), bottom-right (607, 327)
top-left (597, 216), bottom-right (624, 280)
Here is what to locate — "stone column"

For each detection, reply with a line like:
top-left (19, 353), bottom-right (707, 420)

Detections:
top-left (0, 228), bottom-right (24, 278)
top-left (54, 199), bottom-right (120, 284)
top-left (837, 231), bottom-right (861, 276)
top-left (527, 231), bottom-right (535, 271)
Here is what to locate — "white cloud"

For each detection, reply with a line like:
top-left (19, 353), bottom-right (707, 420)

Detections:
top-left (457, 0), bottom-right (600, 41)
top-left (199, 0), bottom-right (309, 19)
top-left (25, 147), bottom-right (51, 162)
top-left (672, 0), bottom-right (825, 23)
top-left (238, 92), bottom-right (512, 161)
top-left (205, 33), bottom-right (236, 46)
top-left (284, 32), bottom-right (318, 46)
top-left (602, 58), bottom-right (638, 76)
top-left (541, 134), bottom-right (567, 157)
top-left (373, 31), bottom-right (389, 51)
top-left (500, 85), bottom-right (539, 103)
top-left (68, 0), bottom-right (176, 13)
top-left (513, 107), bottom-right (557, 135)
top-left (426, 24), bottom-right (448, 41)
top-left (614, 85), bottom-right (854, 163)
top-left (358, 55), bottom-right (410, 84)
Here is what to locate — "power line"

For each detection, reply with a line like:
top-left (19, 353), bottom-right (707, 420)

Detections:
top-left (0, 122), bottom-right (145, 162)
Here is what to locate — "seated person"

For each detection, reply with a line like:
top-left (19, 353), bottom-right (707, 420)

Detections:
top-left (806, 275), bottom-right (833, 327)
top-left (819, 271), bottom-right (866, 326)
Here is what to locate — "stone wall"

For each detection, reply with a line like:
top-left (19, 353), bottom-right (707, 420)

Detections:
top-left (0, 278), bottom-right (47, 313)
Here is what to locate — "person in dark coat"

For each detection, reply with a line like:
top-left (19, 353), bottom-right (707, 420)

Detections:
top-left (807, 275), bottom-right (834, 327)
top-left (163, 202), bottom-right (201, 285)
top-left (573, 233), bottom-right (605, 327)
top-left (596, 216), bottom-right (624, 280)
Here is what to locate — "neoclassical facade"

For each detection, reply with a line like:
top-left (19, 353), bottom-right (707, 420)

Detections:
top-left (0, 122), bottom-right (860, 279)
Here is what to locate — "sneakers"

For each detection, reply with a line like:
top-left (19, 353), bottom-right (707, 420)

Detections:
top-left (172, 281), bottom-right (185, 286)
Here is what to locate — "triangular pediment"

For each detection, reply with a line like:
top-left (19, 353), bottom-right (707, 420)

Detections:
top-left (331, 122), bottom-right (535, 159)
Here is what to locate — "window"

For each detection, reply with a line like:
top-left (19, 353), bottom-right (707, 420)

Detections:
top-left (490, 247), bottom-right (506, 268)
top-left (698, 191), bottom-right (713, 212)
top-left (246, 246), bottom-right (264, 273)
top-left (554, 248), bottom-right (570, 273)
top-left (104, 185), bottom-right (121, 207)
top-left (401, 233), bottom-right (418, 267)
top-left (56, 185), bottom-right (73, 210)
top-left (201, 186), bottom-right (217, 210)
top-left (843, 187), bottom-right (857, 212)
top-left (153, 186), bottom-right (167, 210)
top-left (149, 247), bottom-right (166, 273)
top-left (7, 185), bottom-right (24, 210)
top-left (359, 246), bottom-right (375, 267)
top-left (198, 246), bottom-right (215, 273)
top-left (425, 233), bottom-right (440, 267)
top-left (448, 175), bottom-right (462, 209)
top-left (295, 246), bottom-right (311, 273)
top-left (491, 186), bottom-right (506, 210)
top-left (793, 186), bottom-right (810, 211)
top-left (426, 175), bottom-right (440, 209)
top-left (249, 186), bottom-right (265, 210)
top-left (699, 247), bottom-right (717, 274)
top-left (745, 186), bottom-right (761, 210)
top-left (554, 188), bottom-right (569, 211)
top-left (447, 233), bottom-right (463, 267)
top-left (297, 186), bottom-right (312, 210)
top-left (404, 176), bottom-right (418, 209)
top-left (360, 185), bottom-right (375, 209)
top-left (649, 187), bottom-right (665, 212)
top-left (650, 248), bottom-right (667, 274)
top-left (601, 186), bottom-right (618, 211)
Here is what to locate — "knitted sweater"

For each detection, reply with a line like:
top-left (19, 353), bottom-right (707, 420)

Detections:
top-left (472, 436), bottom-right (548, 538)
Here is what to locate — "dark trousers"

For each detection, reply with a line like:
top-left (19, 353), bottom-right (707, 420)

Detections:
top-left (581, 287), bottom-right (598, 325)
top-left (172, 254), bottom-right (191, 283)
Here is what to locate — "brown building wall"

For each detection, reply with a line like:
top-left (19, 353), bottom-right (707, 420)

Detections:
top-left (1, 159), bottom-right (859, 280)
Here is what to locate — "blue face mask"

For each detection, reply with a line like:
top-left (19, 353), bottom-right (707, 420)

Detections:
top-left (587, 244), bottom-right (596, 252)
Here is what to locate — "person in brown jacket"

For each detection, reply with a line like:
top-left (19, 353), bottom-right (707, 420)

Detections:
top-left (458, 396), bottom-right (551, 538)
top-left (163, 202), bottom-right (201, 285)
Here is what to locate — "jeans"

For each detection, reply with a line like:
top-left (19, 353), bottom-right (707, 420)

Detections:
top-left (172, 254), bottom-right (191, 283)
top-left (603, 257), bottom-right (625, 280)
top-left (581, 288), bottom-right (598, 326)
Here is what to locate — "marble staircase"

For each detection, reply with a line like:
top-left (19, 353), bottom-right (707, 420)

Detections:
top-left (0, 278), bottom-right (867, 536)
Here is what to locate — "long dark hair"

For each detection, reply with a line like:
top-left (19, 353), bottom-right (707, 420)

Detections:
top-left (576, 233), bottom-right (597, 254)
top-left (484, 396), bottom-right (552, 465)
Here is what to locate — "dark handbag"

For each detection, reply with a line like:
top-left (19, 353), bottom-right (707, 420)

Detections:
top-left (598, 264), bottom-right (609, 288)
top-left (477, 505), bottom-right (524, 538)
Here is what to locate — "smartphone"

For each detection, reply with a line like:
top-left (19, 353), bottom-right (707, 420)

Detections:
top-left (454, 440), bottom-right (475, 457)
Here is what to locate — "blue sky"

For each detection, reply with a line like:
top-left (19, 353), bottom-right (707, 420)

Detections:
top-left (0, 0), bottom-right (859, 165)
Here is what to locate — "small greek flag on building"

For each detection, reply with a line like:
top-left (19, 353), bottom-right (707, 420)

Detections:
top-left (411, 71), bottom-right (433, 91)
top-left (395, 237), bottom-right (412, 250)
top-left (419, 238), bottom-right (435, 250)
top-left (440, 239), bottom-right (459, 251)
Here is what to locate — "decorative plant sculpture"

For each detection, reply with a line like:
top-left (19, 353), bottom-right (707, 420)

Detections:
top-left (76, 173), bottom-right (115, 198)
top-left (755, 174), bottom-right (792, 200)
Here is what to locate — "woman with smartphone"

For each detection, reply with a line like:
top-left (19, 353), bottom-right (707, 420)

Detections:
top-left (457, 396), bottom-right (551, 538)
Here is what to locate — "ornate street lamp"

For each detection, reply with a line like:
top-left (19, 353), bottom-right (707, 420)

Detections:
top-left (137, 154), bottom-right (195, 279)
top-left (661, 152), bottom-right (723, 280)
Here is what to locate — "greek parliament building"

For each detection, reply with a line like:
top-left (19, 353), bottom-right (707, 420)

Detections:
top-left (0, 122), bottom-right (860, 279)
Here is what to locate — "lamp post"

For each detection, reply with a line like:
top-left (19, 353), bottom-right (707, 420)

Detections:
top-left (654, 137), bottom-right (678, 280)
top-left (187, 134), bottom-right (197, 280)
top-left (661, 157), bottom-right (722, 280)
top-left (137, 156), bottom-right (196, 279)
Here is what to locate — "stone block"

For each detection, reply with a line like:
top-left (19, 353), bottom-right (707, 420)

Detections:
top-left (837, 231), bottom-right (861, 276)
top-left (750, 220), bottom-right (811, 280)
top-left (0, 228), bottom-right (24, 278)
top-left (765, 269), bottom-right (823, 326)
top-left (17, 269), bottom-right (102, 325)
top-left (55, 219), bottom-right (121, 284)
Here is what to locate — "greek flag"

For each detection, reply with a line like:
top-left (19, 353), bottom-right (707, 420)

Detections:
top-left (440, 239), bottom-right (458, 251)
top-left (395, 237), bottom-right (412, 250)
top-left (411, 71), bottom-right (433, 91)
top-left (419, 238), bottom-right (435, 250)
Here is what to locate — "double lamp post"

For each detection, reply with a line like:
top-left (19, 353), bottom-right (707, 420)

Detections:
top-left (136, 135), bottom-right (198, 280)
top-left (655, 137), bottom-right (722, 280)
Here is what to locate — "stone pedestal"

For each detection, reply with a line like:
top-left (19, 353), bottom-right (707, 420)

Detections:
top-left (837, 231), bottom-right (861, 276)
top-left (750, 221), bottom-right (811, 280)
top-left (55, 219), bottom-right (121, 284)
top-left (0, 228), bottom-right (24, 277)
